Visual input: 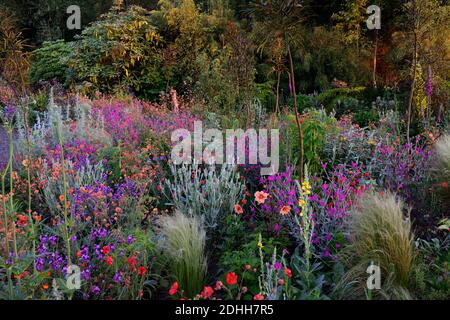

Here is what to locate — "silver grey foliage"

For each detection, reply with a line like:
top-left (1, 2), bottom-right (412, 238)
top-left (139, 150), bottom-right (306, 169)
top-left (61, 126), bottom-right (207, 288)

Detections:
top-left (166, 161), bottom-right (245, 234)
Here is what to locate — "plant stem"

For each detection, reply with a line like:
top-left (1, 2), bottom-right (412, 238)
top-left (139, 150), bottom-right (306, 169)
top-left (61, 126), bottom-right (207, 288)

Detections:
top-left (1, 164), bottom-right (10, 260)
top-left (55, 119), bottom-right (72, 270)
top-left (26, 139), bottom-right (37, 274)
top-left (8, 129), bottom-right (18, 260)
top-left (1, 161), bottom-right (13, 299)
top-left (287, 44), bottom-right (304, 181)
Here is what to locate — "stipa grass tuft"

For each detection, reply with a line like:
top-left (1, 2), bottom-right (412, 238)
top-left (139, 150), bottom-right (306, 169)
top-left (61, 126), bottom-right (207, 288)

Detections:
top-left (157, 211), bottom-right (207, 298)
top-left (335, 191), bottom-right (415, 300)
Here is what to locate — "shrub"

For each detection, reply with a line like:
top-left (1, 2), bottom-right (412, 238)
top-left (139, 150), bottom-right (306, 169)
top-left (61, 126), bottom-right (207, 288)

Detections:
top-left (71, 6), bottom-right (164, 96)
top-left (166, 163), bottom-right (244, 238)
top-left (29, 40), bottom-right (73, 86)
top-left (280, 109), bottom-right (336, 175)
top-left (157, 211), bottom-right (207, 298)
top-left (367, 137), bottom-right (431, 203)
top-left (336, 191), bottom-right (415, 299)
top-left (353, 108), bottom-right (379, 128)
top-left (316, 87), bottom-right (366, 113)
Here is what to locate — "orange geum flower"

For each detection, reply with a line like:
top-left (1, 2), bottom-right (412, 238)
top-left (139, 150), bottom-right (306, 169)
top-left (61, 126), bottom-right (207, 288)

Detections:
top-left (280, 206), bottom-right (291, 216)
top-left (234, 204), bottom-right (244, 215)
top-left (254, 191), bottom-right (269, 205)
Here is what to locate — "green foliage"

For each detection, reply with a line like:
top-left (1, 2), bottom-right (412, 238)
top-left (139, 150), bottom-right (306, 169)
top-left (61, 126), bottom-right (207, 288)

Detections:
top-left (255, 81), bottom-right (276, 109)
top-left (412, 238), bottom-right (450, 300)
top-left (290, 248), bottom-right (328, 300)
top-left (195, 51), bottom-right (236, 113)
top-left (71, 6), bottom-right (164, 96)
top-left (219, 234), bottom-right (278, 296)
top-left (299, 27), bottom-right (371, 92)
top-left (297, 94), bottom-right (316, 113)
top-left (332, 0), bottom-right (369, 47)
top-left (353, 108), bottom-right (379, 128)
top-left (29, 40), bottom-right (73, 86)
top-left (151, 0), bottom-right (220, 87)
top-left (283, 109), bottom-right (336, 175)
top-left (316, 87), bottom-right (366, 113)
top-left (301, 115), bottom-right (326, 175)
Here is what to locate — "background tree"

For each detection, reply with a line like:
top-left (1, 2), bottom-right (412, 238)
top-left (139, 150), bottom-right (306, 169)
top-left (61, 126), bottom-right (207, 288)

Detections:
top-left (397, 0), bottom-right (450, 140)
top-left (250, 0), bottom-right (306, 179)
top-left (0, 7), bottom-right (31, 96)
top-left (70, 5), bottom-right (164, 96)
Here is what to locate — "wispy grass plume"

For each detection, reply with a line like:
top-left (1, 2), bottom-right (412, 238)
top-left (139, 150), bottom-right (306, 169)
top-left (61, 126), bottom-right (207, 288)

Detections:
top-left (157, 211), bottom-right (207, 298)
top-left (335, 191), bottom-right (415, 300)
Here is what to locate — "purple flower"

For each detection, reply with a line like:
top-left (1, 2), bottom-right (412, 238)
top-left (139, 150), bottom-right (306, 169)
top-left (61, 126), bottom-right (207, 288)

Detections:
top-left (82, 269), bottom-right (91, 281)
top-left (48, 235), bottom-right (57, 246)
top-left (91, 286), bottom-right (100, 295)
top-left (2, 104), bottom-right (16, 122)
top-left (274, 223), bottom-right (280, 233)
top-left (126, 235), bottom-right (135, 244)
top-left (113, 272), bottom-right (122, 283)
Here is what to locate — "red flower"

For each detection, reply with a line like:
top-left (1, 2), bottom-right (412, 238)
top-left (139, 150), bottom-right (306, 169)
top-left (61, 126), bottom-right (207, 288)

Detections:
top-left (226, 272), bottom-right (238, 286)
top-left (76, 250), bottom-right (82, 258)
top-left (201, 286), bottom-right (214, 299)
top-left (442, 182), bottom-right (448, 188)
top-left (105, 256), bottom-right (113, 266)
top-left (127, 256), bottom-right (137, 271)
top-left (284, 267), bottom-right (292, 278)
top-left (169, 282), bottom-right (179, 296)
top-left (137, 266), bottom-right (148, 276)
top-left (253, 293), bottom-right (265, 300)
top-left (101, 245), bottom-right (111, 255)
